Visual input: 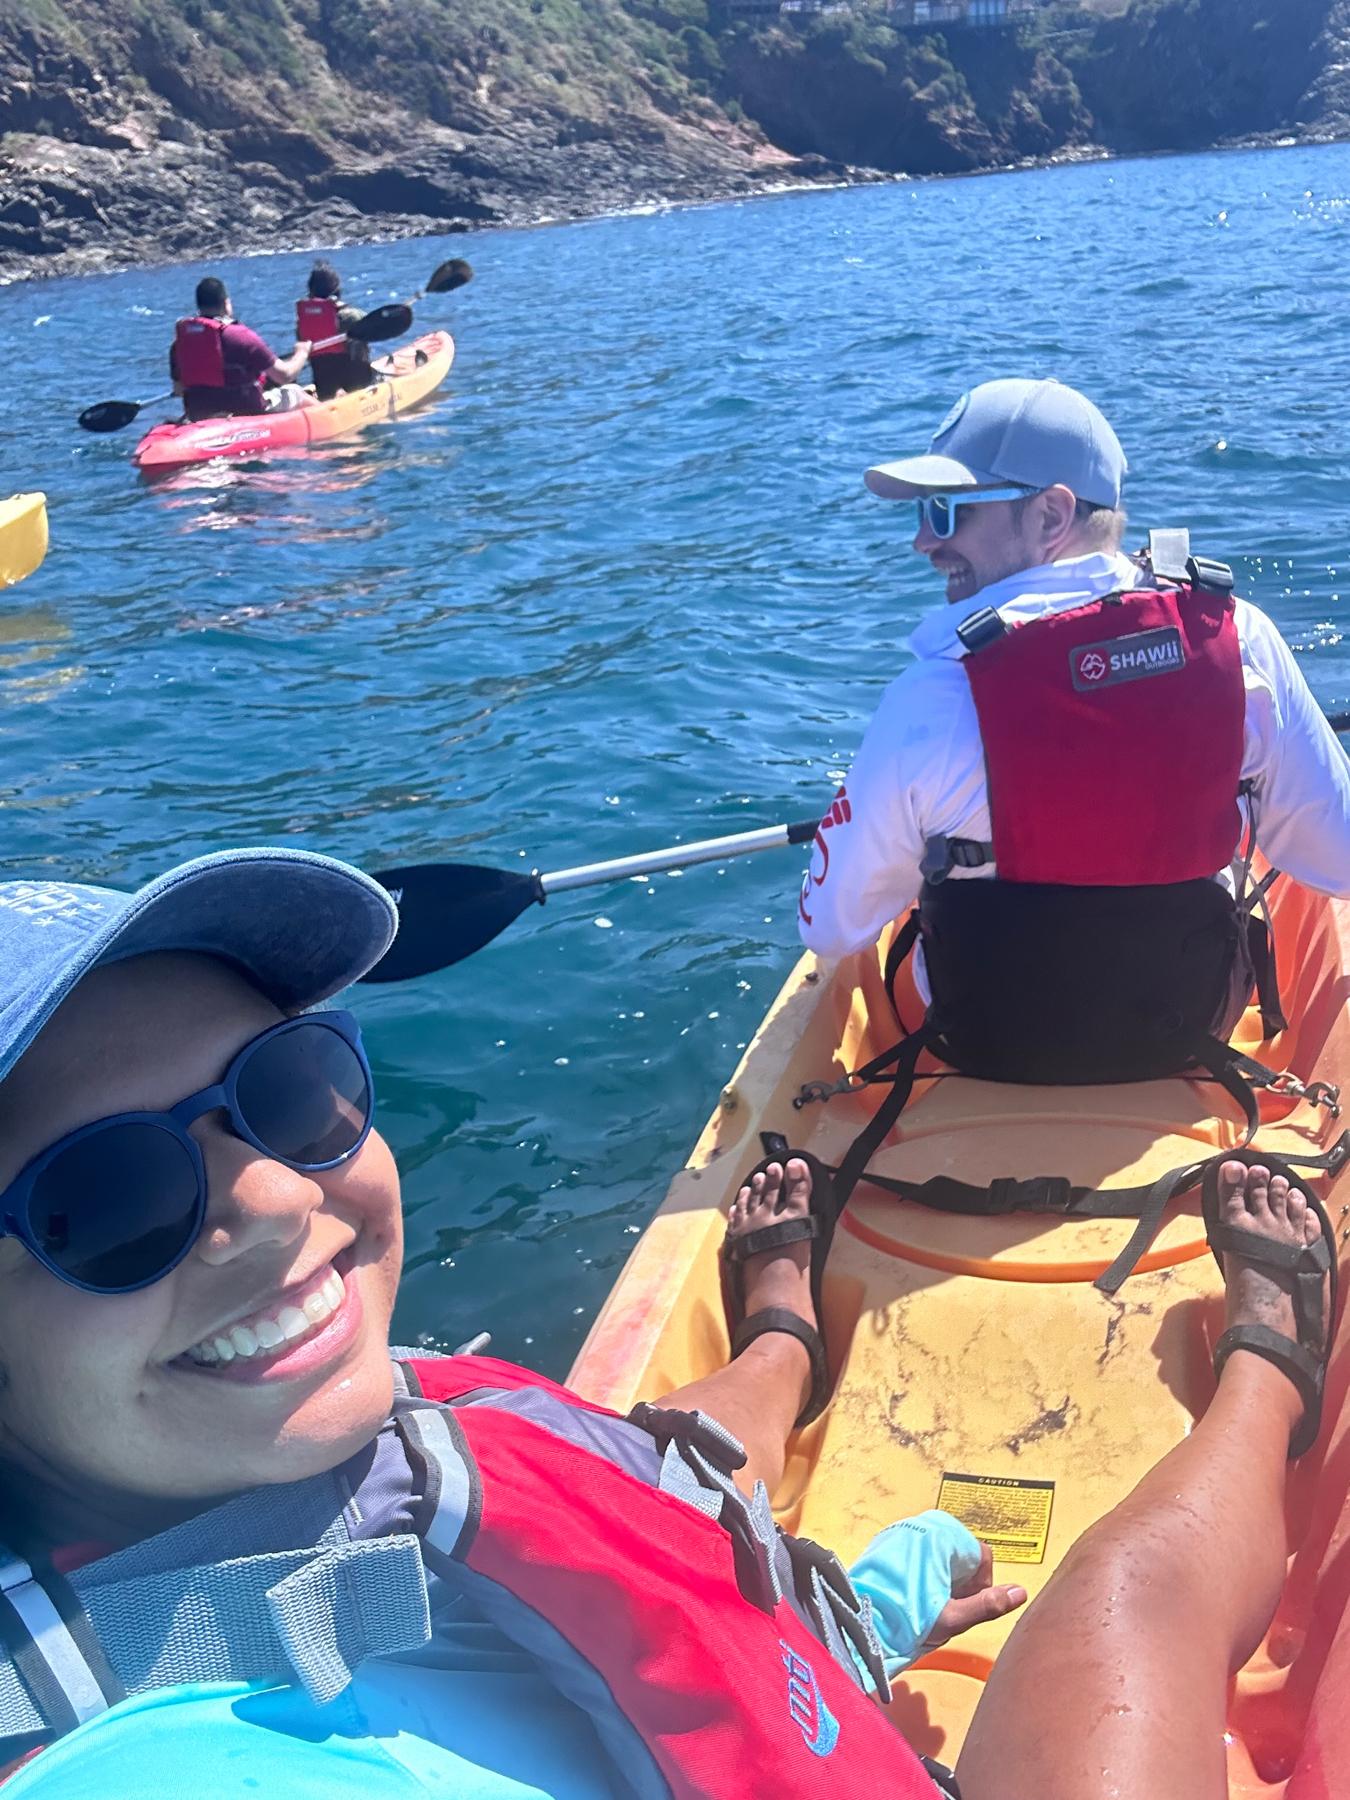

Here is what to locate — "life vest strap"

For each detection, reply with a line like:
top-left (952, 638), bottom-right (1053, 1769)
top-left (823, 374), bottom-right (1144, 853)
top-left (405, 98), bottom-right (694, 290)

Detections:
top-left (920, 836), bottom-right (993, 885)
top-left (0, 1555), bottom-right (118, 1739)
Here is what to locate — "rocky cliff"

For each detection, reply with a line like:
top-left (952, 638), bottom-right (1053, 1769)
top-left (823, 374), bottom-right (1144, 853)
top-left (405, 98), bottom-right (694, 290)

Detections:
top-left (2, 0), bottom-right (1348, 284)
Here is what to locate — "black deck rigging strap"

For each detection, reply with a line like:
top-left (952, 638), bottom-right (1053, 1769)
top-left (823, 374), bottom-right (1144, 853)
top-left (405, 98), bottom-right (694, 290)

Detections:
top-left (815, 1018), bottom-right (1347, 1294)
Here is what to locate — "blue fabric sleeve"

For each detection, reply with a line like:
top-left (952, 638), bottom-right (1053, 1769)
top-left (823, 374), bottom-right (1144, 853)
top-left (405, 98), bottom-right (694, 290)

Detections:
top-left (847, 1509), bottom-right (984, 1676)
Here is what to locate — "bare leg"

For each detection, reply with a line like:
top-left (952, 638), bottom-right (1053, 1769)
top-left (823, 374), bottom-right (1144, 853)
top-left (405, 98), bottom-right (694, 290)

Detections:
top-left (958, 1163), bottom-right (1325, 1800)
top-left (657, 1159), bottom-right (814, 1497)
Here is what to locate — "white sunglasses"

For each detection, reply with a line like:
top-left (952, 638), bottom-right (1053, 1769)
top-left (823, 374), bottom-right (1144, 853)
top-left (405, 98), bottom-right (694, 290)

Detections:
top-left (917, 487), bottom-right (1036, 540)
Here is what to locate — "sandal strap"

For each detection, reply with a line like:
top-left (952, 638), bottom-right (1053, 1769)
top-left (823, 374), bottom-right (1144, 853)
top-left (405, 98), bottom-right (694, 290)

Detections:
top-left (721, 1216), bottom-right (820, 1264)
top-left (1208, 1220), bottom-right (1332, 1357)
top-left (731, 1308), bottom-right (830, 1430)
top-left (1214, 1322), bottom-right (1325, 1458)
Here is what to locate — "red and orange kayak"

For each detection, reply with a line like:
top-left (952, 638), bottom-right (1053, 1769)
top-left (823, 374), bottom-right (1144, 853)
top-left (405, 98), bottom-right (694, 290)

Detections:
top-left (132, 332), bottom-right (453, 475)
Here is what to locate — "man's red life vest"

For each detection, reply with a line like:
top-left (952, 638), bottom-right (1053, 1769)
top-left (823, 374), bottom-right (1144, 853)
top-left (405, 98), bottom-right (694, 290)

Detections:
top-left (173, 316), bottom-right (227, 388)
top-left (961, 578), bottom-right (1245, 886)
top-left (913, 566), bottom-right (1249, 1086)
top-left (296, 297), bottom-right (341, 356)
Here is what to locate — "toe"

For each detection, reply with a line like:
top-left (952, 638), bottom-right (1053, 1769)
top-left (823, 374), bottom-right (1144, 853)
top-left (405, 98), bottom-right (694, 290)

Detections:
top-left (1268, 1173), bottom-right (1291, 1225)
top-left (758, 1163), bottom-right (784, 1217)
top-left (1218, 1159), bottom-right (1249, 1220)
top-left (1305, 1202), bottom-right (1322, 1249)
top-left (782, 1157), bottom-right (813, 1217)
top-left (1245, 1163), bottom-right (1271, 1221)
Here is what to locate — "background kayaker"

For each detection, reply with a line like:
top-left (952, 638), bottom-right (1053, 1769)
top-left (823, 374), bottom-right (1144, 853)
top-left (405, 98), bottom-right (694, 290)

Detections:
top-left (0, 846), bottom-right (1016, 1800)
top-left (169, 276), bottom-right (315, 423)
top-left (298, 260), bottom-right (378, 402)
top-left (798, 377), bottom-right (1350, 1059)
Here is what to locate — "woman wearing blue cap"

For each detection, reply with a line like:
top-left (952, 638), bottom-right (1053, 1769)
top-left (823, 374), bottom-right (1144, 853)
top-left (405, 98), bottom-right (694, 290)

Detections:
top-left (0, 846), bottom-right (1330, 1797)
top-left (0, 846), bottom-right (1024, 1799)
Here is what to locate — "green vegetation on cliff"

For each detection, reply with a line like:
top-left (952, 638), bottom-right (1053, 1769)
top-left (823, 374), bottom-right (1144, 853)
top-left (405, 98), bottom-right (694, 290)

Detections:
top-left (2, 0), bottom-right (1347, 279)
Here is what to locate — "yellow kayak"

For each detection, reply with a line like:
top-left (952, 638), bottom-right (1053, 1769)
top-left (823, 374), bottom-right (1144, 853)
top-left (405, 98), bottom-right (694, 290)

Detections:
top-left (0, 493), bottom-right (48, 587)
top-left (570, 876), bottom-right (1350, 1794)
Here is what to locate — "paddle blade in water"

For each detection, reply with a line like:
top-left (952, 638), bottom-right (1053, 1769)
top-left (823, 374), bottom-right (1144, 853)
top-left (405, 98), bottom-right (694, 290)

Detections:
top-left (349, 303), bottom-right (414, 345)
top-left (427, 258), bottom-right (474, 294)
top-left (360, 862), bottom-right (544, 982)
top-left (78, 399), bottom-right (142, 433)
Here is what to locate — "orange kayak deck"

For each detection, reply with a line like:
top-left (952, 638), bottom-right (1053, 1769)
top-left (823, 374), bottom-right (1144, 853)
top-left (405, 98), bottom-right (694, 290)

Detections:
top-left (570, 876), bottom-right (1350, 1793)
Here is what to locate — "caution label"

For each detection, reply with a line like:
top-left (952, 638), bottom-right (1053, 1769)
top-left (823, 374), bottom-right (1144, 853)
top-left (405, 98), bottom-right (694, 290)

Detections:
top-left (937, 1471), bottom-right (1055, 1566)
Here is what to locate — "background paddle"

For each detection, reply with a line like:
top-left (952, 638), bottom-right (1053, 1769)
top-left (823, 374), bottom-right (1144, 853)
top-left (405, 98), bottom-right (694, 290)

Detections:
top-left (410, 257), bottom-right (474, 301)
top-left (362, 818), bottom-right (822, 982)
top-left (77, 297), bottom-right (422, 433)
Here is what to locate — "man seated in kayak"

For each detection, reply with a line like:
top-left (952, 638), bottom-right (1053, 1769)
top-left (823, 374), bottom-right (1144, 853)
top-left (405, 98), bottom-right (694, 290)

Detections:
top-left (298, 260), bottom-right (378, 402)
top-left (169, 277), bottom-right (315, 423)
top-left (0, 847), bottom-right (1023, 1800)
top-left (798, 377), bottom-right (1350, 1097)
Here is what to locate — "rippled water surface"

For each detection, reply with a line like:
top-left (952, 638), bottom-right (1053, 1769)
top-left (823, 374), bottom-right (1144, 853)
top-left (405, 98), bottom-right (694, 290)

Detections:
top-left (5, 143), bottom-right (1350, 1374)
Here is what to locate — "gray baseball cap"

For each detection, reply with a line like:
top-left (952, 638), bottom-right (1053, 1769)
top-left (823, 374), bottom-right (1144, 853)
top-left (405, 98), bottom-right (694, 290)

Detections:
top-left (865, 377), bottom-right (1127, 507)
top-left (0, 846), bottom-right (398, 1084)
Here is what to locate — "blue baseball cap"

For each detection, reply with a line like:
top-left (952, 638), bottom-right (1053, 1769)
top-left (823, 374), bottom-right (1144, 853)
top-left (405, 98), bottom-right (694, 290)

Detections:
top-left (0, 847), bottom-right (398, 1085)
top-left (865, 377), bottom-right (1127, 508)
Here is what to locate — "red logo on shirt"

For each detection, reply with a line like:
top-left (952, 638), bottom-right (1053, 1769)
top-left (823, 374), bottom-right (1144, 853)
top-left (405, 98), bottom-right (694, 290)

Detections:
top-left (798, 786), bottom-right (852, 927)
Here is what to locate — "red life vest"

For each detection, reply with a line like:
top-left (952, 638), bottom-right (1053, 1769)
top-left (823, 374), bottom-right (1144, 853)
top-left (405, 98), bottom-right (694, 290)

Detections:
top-left (961, 576), bottom-right (1245, 886)
top-left (173, 315), bottom-right (227, 388)
top-left (0, 1352), bottom-right (946, 1799)
top-left (296, 296), bottom-right (341, 356)
top-left (403, 1356), bottom-right (944, 1799)
top-left (906, 562), bottom-right (1251, 1087)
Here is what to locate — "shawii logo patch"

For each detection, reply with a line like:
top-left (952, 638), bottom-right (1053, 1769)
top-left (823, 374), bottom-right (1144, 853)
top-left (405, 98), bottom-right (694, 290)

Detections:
top-left (1070, 626), bottom-right (1185, 692)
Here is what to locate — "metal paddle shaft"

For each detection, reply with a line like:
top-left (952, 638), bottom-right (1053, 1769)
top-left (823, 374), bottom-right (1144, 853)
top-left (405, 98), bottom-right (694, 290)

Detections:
top-left (541, 818), bottom-right (819, 892)
top-left (362, 816), bottom-right (821, 982)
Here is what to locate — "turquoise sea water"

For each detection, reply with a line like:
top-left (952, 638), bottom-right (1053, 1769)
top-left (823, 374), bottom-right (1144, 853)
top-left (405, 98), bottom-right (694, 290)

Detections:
top-left (4, 141), bottom-right (1350, 1376)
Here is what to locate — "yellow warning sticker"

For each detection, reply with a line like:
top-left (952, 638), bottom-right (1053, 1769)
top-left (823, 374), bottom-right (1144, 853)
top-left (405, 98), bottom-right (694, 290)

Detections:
top-left (936, 1471), bottom-right (1055, 1566)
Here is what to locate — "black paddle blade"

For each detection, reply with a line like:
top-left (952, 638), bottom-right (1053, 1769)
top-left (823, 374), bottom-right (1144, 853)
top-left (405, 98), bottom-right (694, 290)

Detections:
top-left (78, 399), bottom-right (142, 433)
top-left (360, 862), bottom-right (544, 982)
top-left (349, 302), bottom-right (414, 345)
top-left (427, 258), bottom-right (473, 294)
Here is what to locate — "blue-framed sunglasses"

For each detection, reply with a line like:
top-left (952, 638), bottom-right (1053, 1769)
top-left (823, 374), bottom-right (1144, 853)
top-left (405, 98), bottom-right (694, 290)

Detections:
top-left (0, 1010), bottom-right (373, 1296)
top-left (917, 486), bottom-right (1035, 540)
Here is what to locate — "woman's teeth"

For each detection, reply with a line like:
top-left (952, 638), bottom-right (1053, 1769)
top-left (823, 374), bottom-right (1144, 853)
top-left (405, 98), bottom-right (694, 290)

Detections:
top-left (185, 1268), bottom-right (345, 1367)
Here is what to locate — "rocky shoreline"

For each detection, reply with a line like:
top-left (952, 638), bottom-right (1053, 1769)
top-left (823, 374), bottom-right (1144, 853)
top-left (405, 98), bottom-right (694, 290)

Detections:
top-left (5, 0), bottom-right (1350, 289)
top-left (0, 125), bottom-right (875, 287)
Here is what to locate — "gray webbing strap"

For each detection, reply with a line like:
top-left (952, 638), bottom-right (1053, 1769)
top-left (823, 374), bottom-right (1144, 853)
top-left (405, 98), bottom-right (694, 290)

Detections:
top-left (398, 1405), bottom-right (478, 1561)
top-left (0, 1554), bottom-right (109, 1733)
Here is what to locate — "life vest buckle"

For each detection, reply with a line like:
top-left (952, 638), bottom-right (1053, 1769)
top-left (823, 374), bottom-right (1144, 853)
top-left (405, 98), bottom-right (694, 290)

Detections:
top-left (988, 1175), bottom-right (1075, 1214)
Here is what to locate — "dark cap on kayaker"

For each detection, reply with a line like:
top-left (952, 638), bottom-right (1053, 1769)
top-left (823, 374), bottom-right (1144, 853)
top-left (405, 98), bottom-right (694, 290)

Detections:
top-left (0, 847), bottom-right (398, 1082)
top-left (865, 377), bottom-right (1127, 507)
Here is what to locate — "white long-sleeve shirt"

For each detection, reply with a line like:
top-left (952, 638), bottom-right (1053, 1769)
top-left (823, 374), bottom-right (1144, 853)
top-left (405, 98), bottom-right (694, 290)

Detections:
top-left (798, 552), bottom-right (1350, 962)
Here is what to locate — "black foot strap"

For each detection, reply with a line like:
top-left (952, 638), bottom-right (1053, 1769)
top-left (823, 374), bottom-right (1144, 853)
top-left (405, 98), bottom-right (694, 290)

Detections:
top-left (722, 1216), bottom-right (819, 1264)
top-left (732, 1308), bottom-right (830, 1431)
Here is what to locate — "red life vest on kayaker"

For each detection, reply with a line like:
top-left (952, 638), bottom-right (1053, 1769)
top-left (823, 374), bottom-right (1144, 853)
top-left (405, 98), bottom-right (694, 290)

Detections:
top-left (913, 554), bottom-right (1250, 1086)
top-left (173, 315), bottom-right (227, 388)
top-left (405, 1357), bottom-right (945, 1799)
top-left (0, 1353), bottom-right (948, 1800)
top-left (296, 296), bottom-right (341, 356)
top-left (820, 545), bottom-right (1341, 1296)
